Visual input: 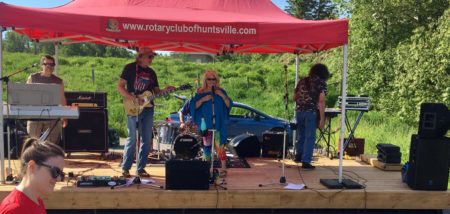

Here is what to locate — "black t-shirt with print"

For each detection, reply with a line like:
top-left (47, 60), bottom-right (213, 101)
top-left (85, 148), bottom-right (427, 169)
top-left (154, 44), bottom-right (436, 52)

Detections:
top-left (120, 62), bottom-right (159, 95)
top-left (294, 75), bottom-right (327, 112)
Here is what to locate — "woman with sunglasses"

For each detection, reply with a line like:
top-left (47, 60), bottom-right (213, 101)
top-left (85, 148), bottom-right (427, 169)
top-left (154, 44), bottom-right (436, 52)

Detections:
top-left (26, 55), bottom-right (68, 144)
top-left (0, 138), bottom-right (65, 213)
top-left (190, 70), bottom-right (232, 176)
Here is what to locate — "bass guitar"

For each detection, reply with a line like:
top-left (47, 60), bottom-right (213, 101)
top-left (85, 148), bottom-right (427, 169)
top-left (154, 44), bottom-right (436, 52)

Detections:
top-left (123, 84), bottom-right (192, 116)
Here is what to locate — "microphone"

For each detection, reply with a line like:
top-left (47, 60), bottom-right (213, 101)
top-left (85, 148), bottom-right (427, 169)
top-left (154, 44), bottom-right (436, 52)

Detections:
top-left (211, 86), bottom-right (215, 95)
top-left (25, 63), bottom-right (38, 71)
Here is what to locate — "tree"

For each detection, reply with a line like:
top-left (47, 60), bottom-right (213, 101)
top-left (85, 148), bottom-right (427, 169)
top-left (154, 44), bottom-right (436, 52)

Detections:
top-left (4, 31), bottom-right (30, 52)
top-left (286, 0), bottom-right (337, 20)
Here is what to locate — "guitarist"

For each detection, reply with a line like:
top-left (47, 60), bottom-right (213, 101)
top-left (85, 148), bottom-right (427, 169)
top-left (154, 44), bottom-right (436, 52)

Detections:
top-left (117, 47), bottom-right (175, 178)
top-left (292, 63), bottom-right (330, 170)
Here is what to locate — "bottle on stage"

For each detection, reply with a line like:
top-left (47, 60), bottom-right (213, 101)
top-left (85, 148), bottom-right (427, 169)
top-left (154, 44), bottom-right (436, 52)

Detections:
top-left (200, 117), bottom-right (207, 136)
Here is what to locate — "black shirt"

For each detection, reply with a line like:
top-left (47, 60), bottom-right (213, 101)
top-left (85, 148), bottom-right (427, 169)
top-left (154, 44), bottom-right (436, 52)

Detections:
top-left (120, 62), bottom-right (159, 95)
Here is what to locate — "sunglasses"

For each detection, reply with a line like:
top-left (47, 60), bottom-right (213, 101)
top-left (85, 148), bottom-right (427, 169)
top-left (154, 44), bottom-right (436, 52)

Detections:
top-left (38, 162), bottom-right (65, 181)
top-left (206, 78), bottom-right (217, 81)
top-left (43, 63), bottom-right (56, 67)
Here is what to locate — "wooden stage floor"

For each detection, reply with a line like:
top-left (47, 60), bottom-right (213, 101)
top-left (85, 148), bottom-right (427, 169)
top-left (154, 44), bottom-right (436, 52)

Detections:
top-left (0, 153), bottom-right (448, 210)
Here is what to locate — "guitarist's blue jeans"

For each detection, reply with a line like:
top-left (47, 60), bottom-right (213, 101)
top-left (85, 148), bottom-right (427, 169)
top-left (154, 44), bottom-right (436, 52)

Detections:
top-left (122, 107), bottom-right (154, 173)
top-left (295, 111), bottom-right (317, 164)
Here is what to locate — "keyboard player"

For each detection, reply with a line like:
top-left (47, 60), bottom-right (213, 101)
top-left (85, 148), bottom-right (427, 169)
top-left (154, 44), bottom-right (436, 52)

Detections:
top-left (26, 55), bottom-right (67, 144)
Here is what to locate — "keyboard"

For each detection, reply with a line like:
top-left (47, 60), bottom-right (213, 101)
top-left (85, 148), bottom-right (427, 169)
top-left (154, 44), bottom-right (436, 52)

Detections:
top-left (3, 104), bottom-right (79, 119)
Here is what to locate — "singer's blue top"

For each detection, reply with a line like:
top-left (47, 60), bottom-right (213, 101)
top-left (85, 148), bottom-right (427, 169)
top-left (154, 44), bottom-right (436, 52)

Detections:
top-left (190, 88), bottom-right (232, 144)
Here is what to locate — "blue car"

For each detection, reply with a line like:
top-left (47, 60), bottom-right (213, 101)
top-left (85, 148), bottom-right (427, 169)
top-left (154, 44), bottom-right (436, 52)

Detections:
top-left (167, 96), bottom-right (294, 144)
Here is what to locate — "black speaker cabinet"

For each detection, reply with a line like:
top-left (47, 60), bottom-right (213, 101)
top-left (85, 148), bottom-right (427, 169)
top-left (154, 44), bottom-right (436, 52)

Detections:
top-left (418, 103), bottom-right (449, 139)
top-left (407, 134), bottom-right (450, 191)
top-left (165, 159), bottom-right (210, 190)
top-left (228, 133), bottom-right (260, 157)
top-left (261, 131), bottom-right (286, 158)
top-left (63, 109), bottom-right (108, 153)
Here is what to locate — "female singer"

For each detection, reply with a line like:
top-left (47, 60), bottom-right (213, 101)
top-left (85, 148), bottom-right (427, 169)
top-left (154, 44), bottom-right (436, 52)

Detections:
top-left (190, 70), bottom-right (232, 176)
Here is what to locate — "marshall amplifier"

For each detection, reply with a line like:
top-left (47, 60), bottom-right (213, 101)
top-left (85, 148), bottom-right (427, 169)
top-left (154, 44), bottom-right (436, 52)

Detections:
top-left (65, 91), bottom-right (107, 109)
top-left (63, 109), bottom-right (108, 153)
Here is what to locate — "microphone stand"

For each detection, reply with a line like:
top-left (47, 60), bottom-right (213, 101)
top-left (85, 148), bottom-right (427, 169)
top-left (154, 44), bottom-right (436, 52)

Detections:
top-left (0, 64), bottom-right (37, 182)
top-left (280, 64), bottom-right (290, 184)
top-left (259, 65), bottom-right (290, 187)
top-left (209, 87), bottom-right (216, 180)
top-left (209, 87), bottom-right (226, 190)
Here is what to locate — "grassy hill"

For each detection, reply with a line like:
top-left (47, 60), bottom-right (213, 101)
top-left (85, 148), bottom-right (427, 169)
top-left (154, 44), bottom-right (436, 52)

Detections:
top-left (2, 52), bottom-right (418, 162)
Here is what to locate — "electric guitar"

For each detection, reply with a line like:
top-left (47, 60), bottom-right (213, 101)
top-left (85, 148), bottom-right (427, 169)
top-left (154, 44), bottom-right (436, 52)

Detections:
top-left (123, 84), bottom-right (192, 116)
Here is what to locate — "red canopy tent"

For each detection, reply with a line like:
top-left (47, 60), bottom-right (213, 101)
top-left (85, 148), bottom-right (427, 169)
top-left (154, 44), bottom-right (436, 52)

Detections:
top-left (0, 0), bottom-right (350, 186)
top-left (0, 0), bottom-right (347, 54)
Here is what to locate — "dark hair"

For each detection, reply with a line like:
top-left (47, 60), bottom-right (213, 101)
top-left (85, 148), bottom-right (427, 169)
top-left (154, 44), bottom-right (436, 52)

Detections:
top-left (20, 138), bottom-right (65, 176)
top-left (40, 55), bottom-right (55, 65)
top-left (309, 63), bottom-right (330, 81)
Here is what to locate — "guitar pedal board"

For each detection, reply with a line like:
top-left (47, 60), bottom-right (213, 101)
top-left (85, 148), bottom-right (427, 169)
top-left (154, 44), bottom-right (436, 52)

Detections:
top-left (76, 175), bottom-right (127, 187)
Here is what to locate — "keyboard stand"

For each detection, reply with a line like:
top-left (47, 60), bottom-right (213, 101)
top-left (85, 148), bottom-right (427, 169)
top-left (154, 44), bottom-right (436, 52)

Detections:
top-left (343, 110), bottom-right (367, 153)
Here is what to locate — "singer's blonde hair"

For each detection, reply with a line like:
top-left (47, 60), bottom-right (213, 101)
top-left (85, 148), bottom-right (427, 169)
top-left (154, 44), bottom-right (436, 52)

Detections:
top-left (200, 70), bottom-right (221, 92)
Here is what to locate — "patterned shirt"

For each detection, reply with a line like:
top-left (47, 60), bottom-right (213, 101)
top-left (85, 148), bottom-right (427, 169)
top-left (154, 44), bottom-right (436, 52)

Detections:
top-left (294, 75), bottom-right (327, 112)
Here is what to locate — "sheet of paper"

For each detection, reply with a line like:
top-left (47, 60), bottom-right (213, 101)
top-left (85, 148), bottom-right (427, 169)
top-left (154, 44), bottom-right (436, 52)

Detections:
top-left (284, 183), bottom-right (306, 190)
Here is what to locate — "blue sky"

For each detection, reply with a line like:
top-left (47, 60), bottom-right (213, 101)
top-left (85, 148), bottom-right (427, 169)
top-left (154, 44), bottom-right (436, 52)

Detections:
top-left (0, 0), bottom-right (289, 10)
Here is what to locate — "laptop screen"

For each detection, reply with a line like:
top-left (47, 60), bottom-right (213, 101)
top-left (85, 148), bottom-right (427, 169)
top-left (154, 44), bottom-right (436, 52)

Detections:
top-left (7, 83), bottom-right (61, 106)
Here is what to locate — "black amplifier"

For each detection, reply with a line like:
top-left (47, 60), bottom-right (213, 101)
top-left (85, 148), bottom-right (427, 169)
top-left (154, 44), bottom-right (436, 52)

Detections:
top-left (377, 152), bottom-right (401, 164)
top-left (166, 159), bottom-right (210, 190)
top-left (65, 91), bottom-right (107, 109)
top-left (376, 143), bottom-right (400, 154)
top-left (76, 176), bottom-right (126, 187)
top-left (261, 131), bottom-right (286, 158)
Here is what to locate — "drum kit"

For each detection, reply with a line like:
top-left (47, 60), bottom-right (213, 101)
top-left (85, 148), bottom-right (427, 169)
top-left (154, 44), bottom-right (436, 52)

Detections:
top-left (152, 120), bottom-right (202, 161)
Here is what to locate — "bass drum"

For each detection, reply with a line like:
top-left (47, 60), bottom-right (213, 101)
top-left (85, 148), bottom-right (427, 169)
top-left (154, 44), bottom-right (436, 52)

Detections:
top-left (172, 134), bottom-right (201, 160)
